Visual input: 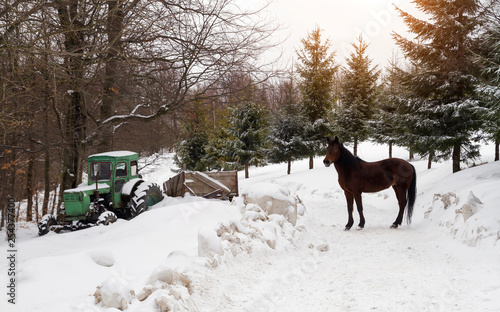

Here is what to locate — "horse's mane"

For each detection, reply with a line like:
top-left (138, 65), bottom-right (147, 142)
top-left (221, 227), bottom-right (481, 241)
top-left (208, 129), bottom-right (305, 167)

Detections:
top-left (339, 144), bottom-right (364, 168)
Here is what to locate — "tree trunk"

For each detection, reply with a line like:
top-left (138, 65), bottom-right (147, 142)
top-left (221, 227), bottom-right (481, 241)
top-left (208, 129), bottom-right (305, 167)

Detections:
top-left (42, 97), bottom-right (50, 216)
top-left (245, 164), bottom-right (249, 179)
top-left (51, 182), bottom-right (58, 215)
top-left (309, 155), bottom-right (314, 170)
top-left (98, 1), bottom-right (124, 152)
top-left (26, 155), bottom-right (35, 222)
top-left (353, 136), bottom-right (358, 157)
top-left (42, 149), bottom-right (50, 216)
top-left (35, 189), bottom-right (40, 222)
top-left (452, 141), bottom-right (461, 173)
top-left (427, 150), bottom-right (434, 169)
top-left (0, 164), bottom-right (4, 229)
top-left (409, 148), bottom-right (414, 161)
top-left (287, 158), bottom-right (291, 175)
top-left (495, 139), bottom-right (499, 162)
top-left (389, 142), bottom-right (393, 158)
top-left (57, 1), bottom-right (87, 192)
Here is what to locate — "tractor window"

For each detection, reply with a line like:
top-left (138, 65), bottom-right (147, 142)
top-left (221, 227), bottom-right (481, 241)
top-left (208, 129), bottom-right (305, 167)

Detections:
top-left (115, 179), bottom-right (125, 193)
top-left (90, 162), bottom-right (112, 181)
top-left (131, 161), bottom-right (138, 176)
top-left (116, 162), bottom-right (127, 177)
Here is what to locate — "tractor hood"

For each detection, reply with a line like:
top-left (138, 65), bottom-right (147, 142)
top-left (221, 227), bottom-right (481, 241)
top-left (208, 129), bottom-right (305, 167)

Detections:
top-left (64, 183), bottom-right (111, 196)
top-left (63, 183), bottom-right (110, 220)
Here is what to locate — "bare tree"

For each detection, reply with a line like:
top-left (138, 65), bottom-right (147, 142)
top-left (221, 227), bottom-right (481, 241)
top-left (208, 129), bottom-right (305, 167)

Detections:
top-left (91, 0), bottom-right (280, 138)
top-left (0, 0), bottom-right (281, 225)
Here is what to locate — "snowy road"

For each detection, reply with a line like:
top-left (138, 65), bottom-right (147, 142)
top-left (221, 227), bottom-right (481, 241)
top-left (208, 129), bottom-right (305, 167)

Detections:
top-left (186, 161), bottom-right (500, 312)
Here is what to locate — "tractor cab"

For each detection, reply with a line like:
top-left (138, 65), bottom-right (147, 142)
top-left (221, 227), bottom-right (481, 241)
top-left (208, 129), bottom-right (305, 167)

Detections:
top-left (87, 151), bottom-right (140, 209)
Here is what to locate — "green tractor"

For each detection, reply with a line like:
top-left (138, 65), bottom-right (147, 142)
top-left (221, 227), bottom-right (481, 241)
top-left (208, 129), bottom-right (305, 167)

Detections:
top-left (38, 151), bottom-right (163, 235)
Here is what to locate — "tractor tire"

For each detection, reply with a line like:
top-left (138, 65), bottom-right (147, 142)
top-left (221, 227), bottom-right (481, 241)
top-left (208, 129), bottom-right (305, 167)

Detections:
top-left (38, 214), bottom-right (58, 236)
top-left (97, 211), bottom-right (117, 226)
top-left (130, 182), bottom-right (163, 216)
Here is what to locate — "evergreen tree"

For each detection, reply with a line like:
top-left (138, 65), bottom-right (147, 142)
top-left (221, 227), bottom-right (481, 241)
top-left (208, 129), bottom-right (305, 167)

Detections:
top-left (226, 100), bottom-right (269, 178)
top-left (371, 55), bottom-right (405, 159)
top-left (393, 0), bottom-right (486, 173)
top-left (268, 102), bottom-right (311, 174)
top-left (174, 97), bottom-right (213, 171)
top-left (204, 120), bottom-right (235, 171)
top-left (296, 26), bottom-right (338, 169)
top-left (174, 129), bottom-right (209, 171)
top-left (335, 35), bottom-right (380, 156)
top-left (477, 16), bottom-right (500, 161)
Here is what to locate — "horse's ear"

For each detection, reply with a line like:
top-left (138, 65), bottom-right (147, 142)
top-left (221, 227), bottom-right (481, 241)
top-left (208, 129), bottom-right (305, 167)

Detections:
top-left (326, 137), bottom-right (332, 144)
top-left (333, 136), bottom-right (339, 143)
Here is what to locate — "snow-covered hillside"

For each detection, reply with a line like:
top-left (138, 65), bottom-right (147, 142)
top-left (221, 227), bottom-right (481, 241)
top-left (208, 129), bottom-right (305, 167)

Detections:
top-left (1, 142), bottom-right (499, 311)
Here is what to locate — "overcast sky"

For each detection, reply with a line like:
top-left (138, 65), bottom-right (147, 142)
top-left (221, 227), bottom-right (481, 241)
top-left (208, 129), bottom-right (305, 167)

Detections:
top-left (244, 0), bottom-right (424, 70)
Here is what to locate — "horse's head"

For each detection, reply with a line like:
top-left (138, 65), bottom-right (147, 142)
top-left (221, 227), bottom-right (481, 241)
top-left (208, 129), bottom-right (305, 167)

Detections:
top-left (323, 136), bottom-right (341, 167)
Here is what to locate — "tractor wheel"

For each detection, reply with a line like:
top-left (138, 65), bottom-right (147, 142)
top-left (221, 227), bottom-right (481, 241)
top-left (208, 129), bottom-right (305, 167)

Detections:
top-left (97, 211), bottom-right (117, 226)
top-left (130, 182), bottom-right (163, 216)
top-left (38, 214), bottom-right (58, 236)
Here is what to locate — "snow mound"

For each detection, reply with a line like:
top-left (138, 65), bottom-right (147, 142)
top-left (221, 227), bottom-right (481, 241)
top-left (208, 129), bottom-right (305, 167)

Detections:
top-left (198, 227), bottom-right (222, 257)
top-left (241, 182), bottom-right (305, 225)
top-left (128, 183), bottom-right (303, 310)
top-left (120, 249), bottom-right (196, 311)
top-left (89, 250), bottom-right (115, 267)
top-left (426, 191), bottom-right (498, 247)
top-left (422, 162), bottom-right (500, 247)
top-left (94, 276), bottom-right (135, 310)
top-left (136, 264), bottom-right (192, 302)
top-left (211, 184), bottom-right (301, 255)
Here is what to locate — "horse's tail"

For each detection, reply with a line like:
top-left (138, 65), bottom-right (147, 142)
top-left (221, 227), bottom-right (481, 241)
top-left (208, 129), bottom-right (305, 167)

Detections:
top-left (406, 165), bottom-right (417, 224)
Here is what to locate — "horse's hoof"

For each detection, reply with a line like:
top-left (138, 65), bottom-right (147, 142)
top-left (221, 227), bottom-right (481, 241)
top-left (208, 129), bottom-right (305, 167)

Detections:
top-left (390, 224), bottom-right (398, 229)
top-left (344, 226), bottom-right (351, 231)
top-left (357, 226), bottom-right (364, 230)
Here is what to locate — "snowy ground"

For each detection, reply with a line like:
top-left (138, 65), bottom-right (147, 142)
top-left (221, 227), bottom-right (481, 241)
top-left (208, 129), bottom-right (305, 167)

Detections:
top-left (1, 142), bottom-right (500, 312)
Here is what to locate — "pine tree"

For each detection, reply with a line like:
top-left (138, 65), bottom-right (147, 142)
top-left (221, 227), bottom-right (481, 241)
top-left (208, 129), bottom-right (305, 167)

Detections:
top-left (268, 102), bottom-right (311, 174)
top-left (226, 100), bottom-right (269, 178)
top-left (296, 26), bottom-right (338, 169)
top-left (174, 98), bottom-right (213, 171)
top-left (174, 128), bottom-right (209, 171)
top-left (335, 35), bottom-right (380, 156)
top-left (371, 55), bottom-right (405, 159)
top-left (477, 16), bottom-right (500, 161)
top-left (393, 0), bottom-right (486, 173)
top-left (204, 120), bottom-right (235, 171)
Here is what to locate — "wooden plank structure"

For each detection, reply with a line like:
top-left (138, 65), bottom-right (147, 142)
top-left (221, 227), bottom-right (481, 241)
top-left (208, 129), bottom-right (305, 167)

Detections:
top-left (163, 171), bottom-right (238, 200)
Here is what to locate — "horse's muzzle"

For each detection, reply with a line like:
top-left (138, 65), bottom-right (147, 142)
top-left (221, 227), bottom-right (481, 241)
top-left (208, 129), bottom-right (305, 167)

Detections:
top-left (323, 159), bottom-right (331, 167)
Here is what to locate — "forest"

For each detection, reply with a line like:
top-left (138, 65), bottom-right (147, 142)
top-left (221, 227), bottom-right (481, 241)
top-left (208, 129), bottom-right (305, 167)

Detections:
top-left (1, 0), bottom-right (499, 228)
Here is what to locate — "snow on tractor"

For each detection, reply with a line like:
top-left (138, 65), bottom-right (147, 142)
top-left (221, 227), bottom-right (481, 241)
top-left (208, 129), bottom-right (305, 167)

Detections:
top-left (38, 151), bottom-right (163, 236)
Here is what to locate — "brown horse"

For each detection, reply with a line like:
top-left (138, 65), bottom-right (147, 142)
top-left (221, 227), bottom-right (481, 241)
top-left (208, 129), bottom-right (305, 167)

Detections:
top-left (323, 137), bottom-right (416, 230)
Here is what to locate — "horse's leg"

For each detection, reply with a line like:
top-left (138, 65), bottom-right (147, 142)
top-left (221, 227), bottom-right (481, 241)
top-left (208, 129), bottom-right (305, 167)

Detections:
top-left (391, 185), bottom-right (407, 229)
top-left (344, 191), bottom-right (354, 230)
top-left (354, 192), bottom-right (365, 228)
